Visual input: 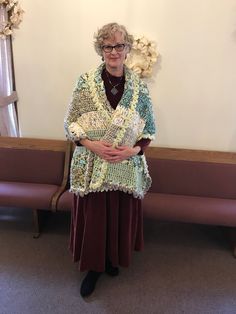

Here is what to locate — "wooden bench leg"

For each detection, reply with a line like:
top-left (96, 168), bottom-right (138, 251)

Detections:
top-left (224, 227), bottom-right (236, 258)
top-left (33, 209), bottom-right (41, 238)
top-left (229, 228), bottom-right (236, 258)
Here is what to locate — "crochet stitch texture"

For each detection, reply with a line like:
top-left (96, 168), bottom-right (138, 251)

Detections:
top-left (64, 64), bottom-right (156, 198)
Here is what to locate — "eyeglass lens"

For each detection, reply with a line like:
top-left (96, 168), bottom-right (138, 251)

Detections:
top-left (102, 44), bottom-right (125, 53)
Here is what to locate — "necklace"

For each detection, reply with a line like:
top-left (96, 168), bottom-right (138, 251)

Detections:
top-left (105, 71), bottom-right (123, 95)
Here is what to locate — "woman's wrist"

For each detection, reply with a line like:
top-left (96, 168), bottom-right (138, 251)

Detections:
top-left (80, 138), bottom-right (92, 149)
top-left (133, 145), bottom-right (141, 155)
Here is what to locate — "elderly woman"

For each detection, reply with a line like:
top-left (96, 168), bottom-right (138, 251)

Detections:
top-left (64, 22), bottom-right (156, 297)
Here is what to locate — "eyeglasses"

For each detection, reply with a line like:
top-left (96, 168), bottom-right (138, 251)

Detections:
top-left (102, 43), bottom-right (126, 53)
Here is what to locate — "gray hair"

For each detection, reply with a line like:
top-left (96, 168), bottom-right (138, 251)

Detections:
top-left (94, 22), bottom-right (133, 56)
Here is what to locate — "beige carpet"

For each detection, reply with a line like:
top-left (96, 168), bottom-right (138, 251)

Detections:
top-left (0, 207), bottom-right (236, 314)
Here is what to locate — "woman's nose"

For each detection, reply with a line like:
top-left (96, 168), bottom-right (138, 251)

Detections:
top-left (110, 48), bottom-right (118, 54)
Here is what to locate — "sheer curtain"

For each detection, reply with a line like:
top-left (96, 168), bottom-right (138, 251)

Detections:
top-left (0, 5), bottom-right (19, 137)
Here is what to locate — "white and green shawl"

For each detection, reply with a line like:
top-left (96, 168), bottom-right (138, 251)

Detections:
top-left (64, 63), bottom-right (156, 198)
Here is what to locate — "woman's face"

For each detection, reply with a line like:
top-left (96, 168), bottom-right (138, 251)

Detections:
top-left (102, 31), bottom-right (128, 74)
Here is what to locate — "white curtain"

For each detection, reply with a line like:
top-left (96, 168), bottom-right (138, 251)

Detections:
top-left (0, 5), bottom-right (19, 137)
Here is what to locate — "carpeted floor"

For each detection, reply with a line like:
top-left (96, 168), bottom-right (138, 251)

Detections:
top-left (0, 207), bottom-right (236, 314)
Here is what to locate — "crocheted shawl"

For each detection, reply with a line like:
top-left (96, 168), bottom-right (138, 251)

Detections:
top-left (64, 63), bottom-right (156, 198)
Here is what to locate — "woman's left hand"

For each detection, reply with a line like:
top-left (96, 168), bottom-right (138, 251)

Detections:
top-left (106, 145), bottom-right (141, 163)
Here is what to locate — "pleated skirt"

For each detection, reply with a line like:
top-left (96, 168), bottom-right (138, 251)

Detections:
top-left (69, 191), bottom-right (144, 272)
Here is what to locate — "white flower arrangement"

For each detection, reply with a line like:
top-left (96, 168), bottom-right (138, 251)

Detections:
top-left (0, 0), bottom-right (24, 38)
top-left (125, 35), bottom-right (159, 78)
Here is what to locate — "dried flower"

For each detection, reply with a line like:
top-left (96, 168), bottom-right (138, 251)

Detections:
top-left (0, 0), bottom-right (23, 38)
top-left (125, 35), bottom-right (159, 78)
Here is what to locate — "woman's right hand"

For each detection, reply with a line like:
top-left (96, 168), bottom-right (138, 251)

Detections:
top-left (79, 139), bottom-right (117, 161)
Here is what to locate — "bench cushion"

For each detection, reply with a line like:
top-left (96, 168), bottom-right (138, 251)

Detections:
top-left (55, 190), bottom-right (236, 227)
top-left (0, 181), bottom-right (59, 209)
top-left (144, 192), bottom-right (236, 226)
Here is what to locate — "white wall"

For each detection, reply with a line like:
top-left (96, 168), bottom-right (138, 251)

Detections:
top-left (13, 0), bottom-right (236, 151)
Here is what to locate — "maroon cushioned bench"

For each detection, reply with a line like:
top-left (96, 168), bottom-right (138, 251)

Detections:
top-left (56, 146), bottom-right (236, 256)
top-left (0, 137), bottom-right (71, 237)
top-left (145, 153), bottom-right (236, 227)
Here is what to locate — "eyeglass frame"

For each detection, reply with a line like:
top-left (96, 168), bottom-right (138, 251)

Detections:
top-left (101, 43), bottom-right (126, 53)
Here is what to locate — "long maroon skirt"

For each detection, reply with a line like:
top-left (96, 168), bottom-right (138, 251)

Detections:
top-left (69, 191), bottom-right (144, 272)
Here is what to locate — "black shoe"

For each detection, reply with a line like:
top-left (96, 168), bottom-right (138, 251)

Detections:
top-left (105, 260), bottom-right (119, 277)
top-left (80, 271), bottom-right (102, 297)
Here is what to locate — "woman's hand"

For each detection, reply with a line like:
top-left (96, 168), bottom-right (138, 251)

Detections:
top-left (80, 139), bottom-right (141, 163)
top-left (80, 139), bottom-right (118, 161)
top-left (105, 145), bottom-right (141, 163)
